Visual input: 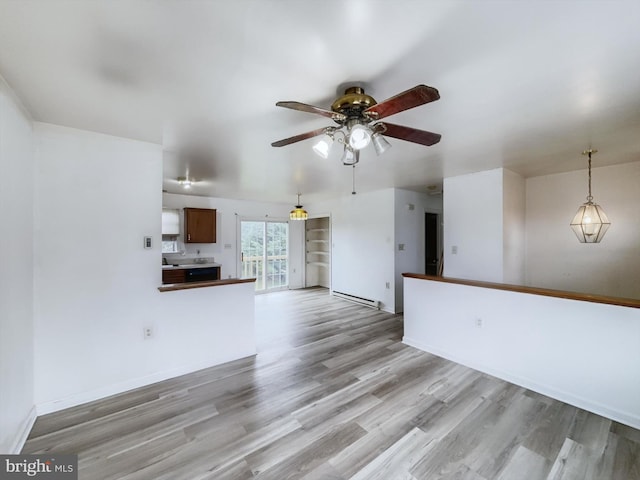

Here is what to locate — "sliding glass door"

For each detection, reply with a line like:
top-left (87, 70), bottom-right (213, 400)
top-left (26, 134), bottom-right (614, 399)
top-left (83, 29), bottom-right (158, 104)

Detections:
top-left (240, 220), bottom-right (288, 291)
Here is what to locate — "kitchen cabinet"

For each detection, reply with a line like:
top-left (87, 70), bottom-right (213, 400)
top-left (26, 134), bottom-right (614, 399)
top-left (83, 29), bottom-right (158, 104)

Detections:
top-left (162, 269), bottom-right (186, 284)
top-left (184, 208), bottom-right (216, 243)
top-left (162, 265), bottom-right (221, 284)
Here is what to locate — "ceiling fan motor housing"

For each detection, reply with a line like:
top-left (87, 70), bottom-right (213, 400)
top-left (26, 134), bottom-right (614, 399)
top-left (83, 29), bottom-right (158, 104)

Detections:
top-left (331, 87), bottom-right (377, 121)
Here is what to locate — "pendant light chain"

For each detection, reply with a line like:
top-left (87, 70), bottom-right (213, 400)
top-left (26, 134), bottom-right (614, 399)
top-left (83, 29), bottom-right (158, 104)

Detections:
top-left (587, 150), bottom-right (593, 203)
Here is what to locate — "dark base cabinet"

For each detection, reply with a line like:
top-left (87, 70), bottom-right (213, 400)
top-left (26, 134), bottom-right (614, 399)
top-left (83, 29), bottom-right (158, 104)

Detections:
top-left (185, 267), bottom-right (220, 282)
top-left (162, 269), bottom-right (186, 284)
top-left (162, 267), bottom-right (220, 284)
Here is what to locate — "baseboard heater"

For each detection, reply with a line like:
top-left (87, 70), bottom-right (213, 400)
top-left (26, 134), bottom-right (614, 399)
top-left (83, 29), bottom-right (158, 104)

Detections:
top-left (332, 291), bottom-right (380, 310)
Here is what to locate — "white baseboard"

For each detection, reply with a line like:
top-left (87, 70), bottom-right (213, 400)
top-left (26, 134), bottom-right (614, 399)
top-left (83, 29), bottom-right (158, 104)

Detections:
top-left (9, 405), bottom-right (37, 454)
top-left (403, 336), bottom-right (640, 430)
top-left (36, 350), bottom-right (256, 415)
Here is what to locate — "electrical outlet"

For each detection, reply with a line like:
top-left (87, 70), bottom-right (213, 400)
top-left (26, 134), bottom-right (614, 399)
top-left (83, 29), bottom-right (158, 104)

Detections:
top-left (143, 326), bottom-right (153, 339)
top-left (385, 282), bottom-right (390, 289)
top-left (475, 318), bottom-right (483, 328)
top-left (451, 245), bottom-right (458, 254)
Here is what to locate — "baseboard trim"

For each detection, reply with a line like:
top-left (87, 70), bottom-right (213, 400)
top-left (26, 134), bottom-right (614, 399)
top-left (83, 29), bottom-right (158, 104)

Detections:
top-left (9, 405), bottom-right (37, 454)
top-left (36, 350), bottom-right (256, 415)
top-left (403, 336), bottom-right (640, 430)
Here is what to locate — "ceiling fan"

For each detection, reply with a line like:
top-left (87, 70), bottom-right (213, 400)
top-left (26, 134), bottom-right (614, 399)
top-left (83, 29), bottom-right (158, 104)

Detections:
top-left (271, 84), bottom-right (441, 164)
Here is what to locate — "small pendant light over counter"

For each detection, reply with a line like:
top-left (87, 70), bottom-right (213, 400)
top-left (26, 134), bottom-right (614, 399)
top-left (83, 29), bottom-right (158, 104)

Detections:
top-left (290, 193), bottom-right (308, 221)
top-left (570, 149), bottom-right (610, 243)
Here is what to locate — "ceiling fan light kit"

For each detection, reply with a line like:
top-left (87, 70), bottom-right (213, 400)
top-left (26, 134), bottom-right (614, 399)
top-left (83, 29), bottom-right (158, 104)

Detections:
top-left (570, 149), bottom-right (611, 243)
top-left (272, 84), bottom-right (441, 163)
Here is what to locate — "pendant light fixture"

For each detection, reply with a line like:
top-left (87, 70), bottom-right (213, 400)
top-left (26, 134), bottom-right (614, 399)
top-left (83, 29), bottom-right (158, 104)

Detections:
top-left (570, 149), bottom-right (610, 243)
top-left (289, 193), bottom-right (308, 221)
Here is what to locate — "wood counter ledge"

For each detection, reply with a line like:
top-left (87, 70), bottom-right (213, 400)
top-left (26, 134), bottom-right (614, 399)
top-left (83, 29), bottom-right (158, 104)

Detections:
top-left (402, 273), bottom-right (640, 309)
top-left (158, 277), bottom-right (256, 292)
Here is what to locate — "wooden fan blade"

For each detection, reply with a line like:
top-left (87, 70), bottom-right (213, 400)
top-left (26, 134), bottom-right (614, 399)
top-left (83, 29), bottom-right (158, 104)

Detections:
top-left (365, 85), bottom-right (440, 120)
top-left (380, 123), bottom-right (441, 146)
top-left (276, 101), bottom-right (346, 121)
top-left (271, 127), bottom-right (328, 147)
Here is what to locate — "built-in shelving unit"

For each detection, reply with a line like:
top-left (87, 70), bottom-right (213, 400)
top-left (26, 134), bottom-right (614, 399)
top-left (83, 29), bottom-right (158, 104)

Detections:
top-left (305, 218), bottom-right (330, 288)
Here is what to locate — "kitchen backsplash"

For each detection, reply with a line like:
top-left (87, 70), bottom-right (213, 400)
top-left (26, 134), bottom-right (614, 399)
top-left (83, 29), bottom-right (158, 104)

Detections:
top-left (162, 254), bottom-right (216, 265)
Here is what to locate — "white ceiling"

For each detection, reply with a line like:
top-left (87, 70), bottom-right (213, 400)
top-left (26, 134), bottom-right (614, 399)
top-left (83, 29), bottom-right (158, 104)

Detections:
top-left (1, 0), bottom-right (639, 204)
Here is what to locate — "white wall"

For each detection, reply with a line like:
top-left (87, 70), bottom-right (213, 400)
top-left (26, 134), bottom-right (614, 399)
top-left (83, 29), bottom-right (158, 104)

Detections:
top-left (443, 169), bottom-right (505, 282)
top-left (503, 169), bottom-right (525, 285)
top-left (403, 277), bottom-right (640, 429)
top-left (33, 125), bottom-right (256, 413)
top-left (314, 189), bottom-right (396, 312)
top-left (0, 77), bottom-right (36, 453)
top-left (526, 162), bottom-right (640, 299)
top-left (161, 192), bottom-right (303, 286)
top-left (393, 189), bottom-right (443, 312)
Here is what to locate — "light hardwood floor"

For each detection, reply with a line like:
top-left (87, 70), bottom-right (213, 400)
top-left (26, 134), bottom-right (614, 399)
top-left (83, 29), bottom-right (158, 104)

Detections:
top-left (23, 288), bottom-right (640, 479)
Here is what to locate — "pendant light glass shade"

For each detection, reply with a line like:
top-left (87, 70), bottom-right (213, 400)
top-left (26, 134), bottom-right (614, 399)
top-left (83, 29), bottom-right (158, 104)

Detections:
top-left (570, 149), bottom-right (610, 243)
top-left (289, 194), bottom-right (308, 221)
top-left (570, 202), bottom-right (610, 243)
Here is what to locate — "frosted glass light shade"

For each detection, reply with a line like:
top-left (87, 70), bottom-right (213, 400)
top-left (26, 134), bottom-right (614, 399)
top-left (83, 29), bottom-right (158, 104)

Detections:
top-left (372, 133), bottom-right (391, 155)
top-left (349, 124), bottom-right (372, 150)
top-left (341, 146), bottom-right (358, 165)
top-left (570, 202), bottom-right (610, 243)
top-left (312, 136), bottom-right (332, 158)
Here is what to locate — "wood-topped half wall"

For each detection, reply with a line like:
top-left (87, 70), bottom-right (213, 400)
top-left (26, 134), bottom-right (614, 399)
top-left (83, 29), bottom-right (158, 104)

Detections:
top-left (402, 273), bottom-right (640, 309)
top-left (402, 273), bottom-right (640, 429)
top-left (158, 277), bottom-right (256, 292)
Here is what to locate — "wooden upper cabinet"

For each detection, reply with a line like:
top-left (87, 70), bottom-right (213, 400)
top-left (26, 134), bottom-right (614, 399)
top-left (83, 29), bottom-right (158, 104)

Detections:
top-left (184, 208), bottom-right (216, 243)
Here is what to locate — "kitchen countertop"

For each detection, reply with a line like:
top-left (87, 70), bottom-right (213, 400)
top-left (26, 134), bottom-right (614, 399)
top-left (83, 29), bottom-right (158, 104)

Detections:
top-left (162, 262), bottom-right (221, 270)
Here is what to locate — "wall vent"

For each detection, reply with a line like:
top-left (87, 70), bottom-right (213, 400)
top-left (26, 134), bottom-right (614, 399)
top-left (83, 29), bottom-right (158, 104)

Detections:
top-left (332, 291), bottom-right (380, 310)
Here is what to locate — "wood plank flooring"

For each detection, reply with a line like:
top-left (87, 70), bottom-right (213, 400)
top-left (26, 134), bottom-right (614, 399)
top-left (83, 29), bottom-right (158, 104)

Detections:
top-left (23, 287), bottom-right (640, 479)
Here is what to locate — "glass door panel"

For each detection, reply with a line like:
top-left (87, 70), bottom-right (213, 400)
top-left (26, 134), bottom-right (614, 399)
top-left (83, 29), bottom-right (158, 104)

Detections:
top-left (266, 222), bottom-right (288, 289)
top-left (241, 220), bottom-right (288, 291)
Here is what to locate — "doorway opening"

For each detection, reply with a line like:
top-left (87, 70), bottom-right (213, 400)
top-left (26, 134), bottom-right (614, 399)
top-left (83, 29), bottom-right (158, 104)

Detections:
top-left (425, 212), bottom-right (440, 276)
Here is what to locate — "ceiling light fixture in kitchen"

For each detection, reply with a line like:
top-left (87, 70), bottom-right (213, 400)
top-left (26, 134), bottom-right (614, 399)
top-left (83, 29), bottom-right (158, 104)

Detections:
top-left (177, 177), bottom-right (193, 189)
